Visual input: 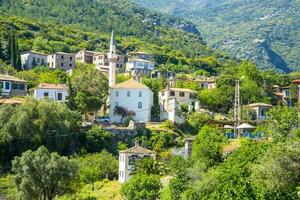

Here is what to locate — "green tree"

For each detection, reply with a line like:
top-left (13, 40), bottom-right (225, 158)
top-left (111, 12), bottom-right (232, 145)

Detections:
top-left (267, 105), bottom-right (299, 141)
top-left (121, 174), bottom-right (161, 200)
top-left (12, 146), bottom-right (78, 200)
top-left (191, 125), bottom-right (226, 169)
top-left (185, 141), bottom-right (269, 200)
top-left (66, 77), bottom-right (77, 111)
top-left (7, 30), bottom-right (21, 70)
top-left (132, 157), bottom-right (165, 176)
top-left (85, 126), bottom-right (112, 153)
top-left (0, 38), bottom-right (5, 61)
top-left (251, 140), bottom-right (300, 199)
top-left (71, 66), bottom-right (108, 118)
top-left (77, 151), bottom-right (118, 190)
top-left (0, 99), bottom-right (81, 166)
top-left (168, 156), bottom-right (190, 200)
top-left (185, 112), bottom-right (212, 134)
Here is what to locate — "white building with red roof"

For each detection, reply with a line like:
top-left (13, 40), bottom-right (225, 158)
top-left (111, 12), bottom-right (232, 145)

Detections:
top-left (34, 83), bottom-right (68, 102)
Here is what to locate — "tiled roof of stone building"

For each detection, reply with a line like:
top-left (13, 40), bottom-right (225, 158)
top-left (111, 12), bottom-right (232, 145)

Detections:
top-left (111, 79), bottom-right (149, 89)
top-left (120, 145), bottom-right (156, 154)
top-left (36, 83), bottom-right (67, 90)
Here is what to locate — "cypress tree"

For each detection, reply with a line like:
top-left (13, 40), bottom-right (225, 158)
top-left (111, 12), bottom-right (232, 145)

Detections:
top-left (7, 30), bottom-right (21, 70)
top-left (15, 40), bottom-right (22, 70)
top-left (9, 30), bottom-right (17, 67)
top-left (0, 38), bottom-right (5, 61)
top-left (66, 77), bottom-right (77, 111)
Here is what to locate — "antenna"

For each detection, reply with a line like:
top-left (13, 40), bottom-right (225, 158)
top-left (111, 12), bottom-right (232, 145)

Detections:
top-left (234, 79), bottom-right (241, 136)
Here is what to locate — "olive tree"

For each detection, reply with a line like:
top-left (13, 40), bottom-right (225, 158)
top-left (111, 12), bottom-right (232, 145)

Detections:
top-left (12, 146), bottom-right (78, 200)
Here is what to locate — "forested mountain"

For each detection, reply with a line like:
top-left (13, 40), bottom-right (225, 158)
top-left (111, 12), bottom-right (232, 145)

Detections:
top-left (133, 0), bottom-right (300, 72)
top-left (0, 0), bottom-right (206, 56)
top-left (0, 0), bottom-right (237, 74)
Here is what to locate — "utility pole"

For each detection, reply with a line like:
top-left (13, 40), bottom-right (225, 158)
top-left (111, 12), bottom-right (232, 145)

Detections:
top-left (234, 79), bottom-right (241, 136)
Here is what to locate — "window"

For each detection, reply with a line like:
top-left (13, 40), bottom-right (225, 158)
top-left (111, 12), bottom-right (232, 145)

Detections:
top-left (189, 93), bottom-right (195, 99)
top-left (139, 91), bottom-right (142, 97)
top-left (261, 109), bottom-right (266, 116)
top-left (138, 102), bottom-right (142, 109)
top-left (5, 82), bottom-right (10, 90)
top-left (170, 91), bottom-right (175, 96)
top-left (19, 84), bottom-right (25, 90)
top-left (44, 92), bottom-right (49, 97)
top-left (127, 91), bottom-right (130, 97)
top-left (37, 58), bottom-right (40, 62)
top-left (69, 64), bottom-right (72, 68)
top-left (179, 92), bottom-right (185, 97)
top-left (61, 55), bottom-right (64, 59)
top-left (116, 91), bottom-right (119, 97)
top-left (61, 63), bottom-right (64, 67)
top-left (57, 93), bottom-right (62, 101)
top-left (12, 83), bottom-right (18, 90)
top-left (70, 56), bottom-right (72, 61)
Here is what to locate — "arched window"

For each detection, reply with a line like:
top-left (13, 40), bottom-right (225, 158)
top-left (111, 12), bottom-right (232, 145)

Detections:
top-left (127, 91), bottom-right (130, 97)
top-left (139, 91), bottom-right (142, 97)
top-left (116, 91), bottom-right (119, 97)
top-left (138, 102), bottom-right (142, 109)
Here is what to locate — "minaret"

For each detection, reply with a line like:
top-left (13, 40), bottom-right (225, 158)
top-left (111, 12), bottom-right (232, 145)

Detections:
top-left (108, 30), bottom-right (117, 87)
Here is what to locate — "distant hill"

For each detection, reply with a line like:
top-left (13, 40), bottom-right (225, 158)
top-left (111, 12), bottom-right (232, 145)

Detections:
top-left (133, 0), bottom-right (300, 72)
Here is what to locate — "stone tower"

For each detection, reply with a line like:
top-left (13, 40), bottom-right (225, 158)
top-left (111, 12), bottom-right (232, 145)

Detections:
top-left (108, 30), bottom-right (117, 87)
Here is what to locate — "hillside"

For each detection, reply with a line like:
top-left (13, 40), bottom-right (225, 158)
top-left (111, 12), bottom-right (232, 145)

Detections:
top-left (0, 0), bottom-right (206, 56)
top-left (133, 0), bottom-right (300, 72)
top-left (0, 0), bottom-right (238, 75)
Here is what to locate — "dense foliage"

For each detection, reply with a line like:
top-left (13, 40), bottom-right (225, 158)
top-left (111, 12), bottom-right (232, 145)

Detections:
top-left (121, 174), bottom-right (161, 200)
top-left (0, 99), bottom-right (81, 166)
top-left (12, 146), bottom-right (78, 200)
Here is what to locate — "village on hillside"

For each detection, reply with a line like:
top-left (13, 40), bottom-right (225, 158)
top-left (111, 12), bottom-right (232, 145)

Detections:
top-left (1, 28), bottom-right (300, 199)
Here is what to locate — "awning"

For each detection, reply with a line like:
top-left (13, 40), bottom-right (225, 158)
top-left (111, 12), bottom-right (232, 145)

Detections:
top-left (236, 123), bottom-right (255, 129)
top-left (224, 125), bottom-right (234, 129)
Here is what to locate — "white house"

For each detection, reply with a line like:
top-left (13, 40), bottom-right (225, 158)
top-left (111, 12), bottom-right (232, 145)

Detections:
top-left (159, 87), bottom-right (199, 124)
top-left (125, 58), bottom-right (155, 78)
top-left (119, 143), bottom-right (156, 183)
top-left (0, 73), bottom-right (28, 97)
top-left (21, 51), bottom-right (47, 70)
top-left (108, 79), bottom-right (153, 123)
top-left (246, 103), bottom-right (272, 121)
top-left (34, 83), bottom-right (68, 102)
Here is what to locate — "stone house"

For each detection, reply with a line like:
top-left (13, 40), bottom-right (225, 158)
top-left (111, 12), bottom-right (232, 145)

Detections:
top-left (47, 52), bottom-right (75, 70)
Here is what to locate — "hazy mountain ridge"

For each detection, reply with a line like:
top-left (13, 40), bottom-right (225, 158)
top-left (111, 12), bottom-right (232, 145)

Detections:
top-left (133, 0), bottom-right (300, 72)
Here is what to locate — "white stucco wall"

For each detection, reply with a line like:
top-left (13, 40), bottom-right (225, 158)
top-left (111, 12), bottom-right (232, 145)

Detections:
top-left (34, 88), bottom-right (68, 102)
top-left (109, 88), bottom-right (153, 123)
